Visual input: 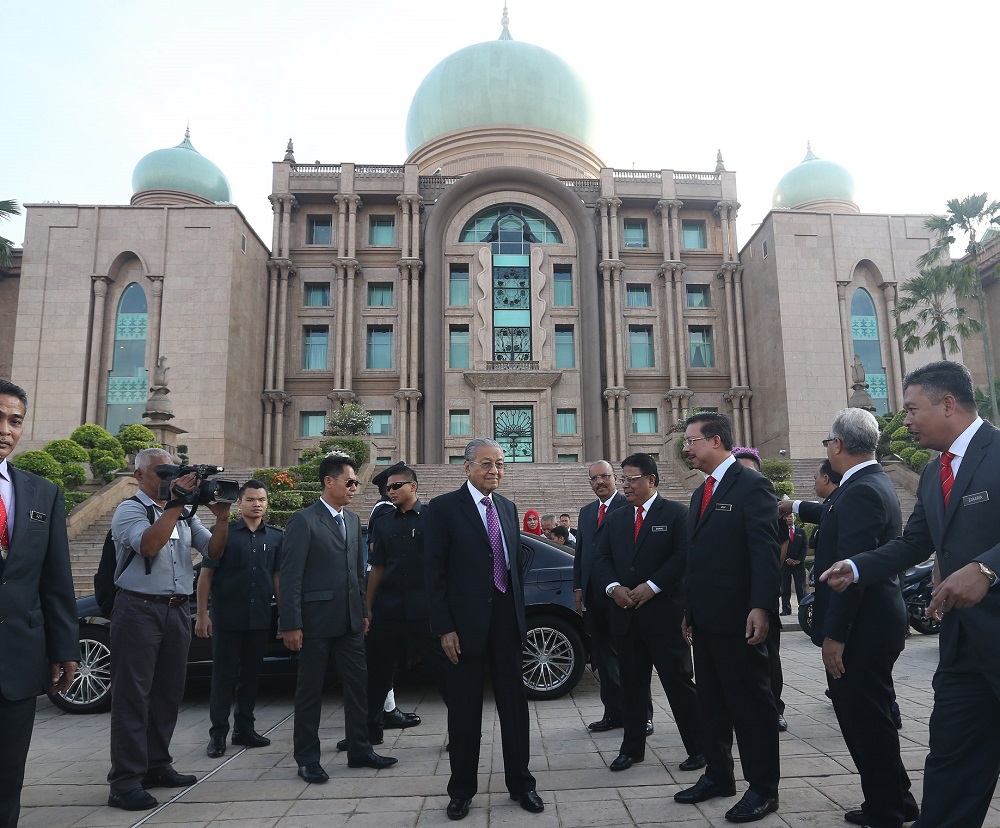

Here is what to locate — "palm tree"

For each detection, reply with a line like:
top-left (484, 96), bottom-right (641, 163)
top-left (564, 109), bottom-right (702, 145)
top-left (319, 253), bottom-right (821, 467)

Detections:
top-left (919, 194), bottom-right (1000, 422)
top-left (0, 199), bottom-right (21, 268)
top-left (893, 264), bottom-right (982, 361)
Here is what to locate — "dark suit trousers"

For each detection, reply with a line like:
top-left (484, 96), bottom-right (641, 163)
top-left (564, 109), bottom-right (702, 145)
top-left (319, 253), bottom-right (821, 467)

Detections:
top-left (780, 566), bottom-right (807, 609)
top-left (209, 628), bottom-right (268, 738)
top-left (765, 613), bottom-right (784, 715)
top-left (108, 594), bottom-right (190, 794)
top-left (0, 695), bottom-right (36, 828)
top-left (585, 582), bottom-right (624, 720)
top-left (293, 631), bottom-right (370, 765)
top-left (693, 633), bottom-right (779, 798)
top-left (445, 586), bottom-right (535, 800)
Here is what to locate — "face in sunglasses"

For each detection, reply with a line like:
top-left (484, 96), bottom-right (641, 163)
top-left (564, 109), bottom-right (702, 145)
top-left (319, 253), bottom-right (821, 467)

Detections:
top-left (323, 471), bottom-right (359, 508)
top-left (387, 481), bottom-right (412, 491)
top-left (387, 474), bottom-right (418, 509)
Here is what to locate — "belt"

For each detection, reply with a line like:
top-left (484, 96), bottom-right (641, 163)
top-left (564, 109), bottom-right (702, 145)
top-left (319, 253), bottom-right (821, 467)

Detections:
top-left (121, 589), bottom-right (188, 607)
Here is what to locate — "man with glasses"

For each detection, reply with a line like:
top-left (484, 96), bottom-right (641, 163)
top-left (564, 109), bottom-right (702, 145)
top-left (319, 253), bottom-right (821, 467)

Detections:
top-left (280, 454), bottom-right (397, 783)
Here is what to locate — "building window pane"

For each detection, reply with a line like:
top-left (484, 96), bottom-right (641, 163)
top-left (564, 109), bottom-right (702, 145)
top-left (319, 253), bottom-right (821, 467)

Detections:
top-left (627, 284), bottom-right (651, 307)
top-left (307, 217), bottom-right (332, 245)
top-left (376, 456), bottom-right (392, 465)
top-left (300, 411), bottom-right (326, 437)
top-left (555, 326), bottom-right (575, 368)
top-left (449, 326), bottom-right (470, 369)
top-left (369, 411), bottom-right (392, 436)
top-left (449, 455), bottom-right (465, 464)
top-left (682, 220), bottom-right (707, 249)
top-left (689, 326), bottom-right (714, 368)
top-left (553, 265), bottom-right (573, 306)
top-left (460, 204), bottom-right (562, 244)
top-left (686, 285), bottom-right (710, 308)
top-left (629, 326), bottom-right (654, 368)
top-left (449, 265), bottom-right (470, 306)
top-left (558, 454), bottom-right (579, 463)
top-left (449, 410), bottom-right (470, 436)
top-left (369, 216), bottom-right (395, 246)
top-left (304, 282), bottom-right (330, 306)
top-left (366, 326), bottom-right (393, 369)
top-left (302, 326), bottom-right (329, 370)
top-left (556, 409), bottom-right (577, 435)
top-left (623, 219), bottom-right (648, 248)
top-left (632, 408), bottom-right (658, 434)
top-left (368, 283), bottom-right (394, 306)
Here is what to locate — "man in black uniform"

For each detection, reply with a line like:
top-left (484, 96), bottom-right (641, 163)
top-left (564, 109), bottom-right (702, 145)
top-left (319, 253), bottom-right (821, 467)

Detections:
top-left (196, 480), bottom-right (283, 758)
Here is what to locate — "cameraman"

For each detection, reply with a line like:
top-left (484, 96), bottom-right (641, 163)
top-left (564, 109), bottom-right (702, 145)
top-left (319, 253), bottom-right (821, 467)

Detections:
top-left (107, 448), bottom-right (229, 811)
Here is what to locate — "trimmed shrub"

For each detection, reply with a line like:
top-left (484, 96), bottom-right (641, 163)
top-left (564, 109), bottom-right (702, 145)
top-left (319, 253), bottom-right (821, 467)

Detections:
top-left (117, 423), bottom-right (157, 455)
top-left (95, 435), bottom-right (124, 455)
top-left (71, 423), bottom-right (114, 448)
top-left (300, 490), bottom-right (321, 507)
top-left (268, 490), bottom-right (303, 511)
top-left (889, 440), bottom-right (910, 456)
top-left (12, 450), bottom-right (63, 487)
top-left (910, 450), bottom-right (931, 471)
top-left (44, 439), bottom-right (89, 464)
top-left (899, 446), bottom-right (916, 462)
top-left (253, 468), bottom-right (298, 490)
top-left (773, 481), bottom-right (794, 499)
top-left (90, 450), bottom-right (126, 483)
top-left (64, 490), bottom-right (91, 514)
top-left (760, 459), bottom-right (792, 483)
top-left (267, 510), bottom-right (295, 529)
top-left (325, 403), bottom-right (373, 436)
top-left (61, 462), bottom-right (88, 490)
top-left (891, 426), bottom-right (910, 441)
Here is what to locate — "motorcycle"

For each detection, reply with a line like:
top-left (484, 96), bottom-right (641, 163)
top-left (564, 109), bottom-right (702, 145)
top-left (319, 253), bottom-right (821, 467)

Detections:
top-left (798, 559), bottom-right (940, 638)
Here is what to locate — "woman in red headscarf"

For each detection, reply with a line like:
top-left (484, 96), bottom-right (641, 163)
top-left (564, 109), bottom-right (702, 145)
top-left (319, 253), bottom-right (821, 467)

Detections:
top-left (522, 509), bottom-right (543, 535)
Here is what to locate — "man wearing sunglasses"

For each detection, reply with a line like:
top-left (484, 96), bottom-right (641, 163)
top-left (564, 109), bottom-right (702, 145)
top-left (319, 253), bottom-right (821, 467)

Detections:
top-left (280, 454), bottom-right (397, 783)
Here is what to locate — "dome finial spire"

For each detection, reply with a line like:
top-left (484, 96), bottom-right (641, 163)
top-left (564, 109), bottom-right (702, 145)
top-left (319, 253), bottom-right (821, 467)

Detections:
top-left (804, 140), bottom-right (816, 161)
top-left (715, 149), bottom-right (726, 173)
top-left (499, 4), bottom-right (512, 40)
top-left (185, 122), bottom-right (190, 141)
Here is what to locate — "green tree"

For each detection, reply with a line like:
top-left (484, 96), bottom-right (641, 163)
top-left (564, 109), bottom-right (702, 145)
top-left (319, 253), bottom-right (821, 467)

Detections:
top-left (920, 194), bottom-right (1000, 422)
top-left (893, 264), bottom-right (982, 360)
top-left (0, 199), bottom-right (21, 268)
top-left (325, 403), bottom-right (372, 436)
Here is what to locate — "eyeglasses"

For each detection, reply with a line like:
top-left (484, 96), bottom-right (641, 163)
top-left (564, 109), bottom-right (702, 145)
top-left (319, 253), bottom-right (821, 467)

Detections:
top-left (683, 436), bottom-right (709, 447)
top-left (589, 473), bottom-right (613, 482)
top-left (616, 474), bottom-right (647, 485)
top-left (336, 478), bottom-right (360, 488)
top-left (821, 437), bottom-right (839, 447)
top-left (387, 481), bottom-right (413, 491)
top-left (473, 460), bottom-right (505, 471)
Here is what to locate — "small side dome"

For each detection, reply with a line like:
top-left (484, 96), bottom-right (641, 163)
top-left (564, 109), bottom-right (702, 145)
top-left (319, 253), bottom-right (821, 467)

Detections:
top-left (772, 144), bottom-right (858, 213)
top-left (132, 129), bottom-right (232, 204)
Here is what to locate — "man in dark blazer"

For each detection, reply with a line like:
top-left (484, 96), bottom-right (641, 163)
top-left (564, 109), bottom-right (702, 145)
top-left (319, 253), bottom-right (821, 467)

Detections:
top-left (812, 408), bottom-right (916, 828)
top-left (780, 513), bottom-right (808, 615)
top-left (823, 361), bottom-right (1000, 828)
top-left (675, 412), bottom-right (781, 823)
top-left (280, 454), bottom-right (396, 782)
top-left (0, 379), bottom-right (78, 828)
top-left (592, 453), bottom-right (705, 773)
top-left (424, 438), bottom-right (544, 821)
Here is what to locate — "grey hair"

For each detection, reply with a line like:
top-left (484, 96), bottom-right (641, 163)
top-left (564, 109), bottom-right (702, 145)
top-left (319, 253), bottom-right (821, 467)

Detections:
top-left (464, 437), bottom-right (503, 463)
top-left (830, 408), bottom-right (879, 456)
top-left (135, 447), bottom-right (173, 472)
top-left (540, 513), bottom-right (556, 524)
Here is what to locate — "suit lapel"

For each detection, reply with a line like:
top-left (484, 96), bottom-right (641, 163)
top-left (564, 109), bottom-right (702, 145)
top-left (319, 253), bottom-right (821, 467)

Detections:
top-left (314, 500), bottom-right (346, 551)
top-left (692, 463), bottom-right (739, 533)
top-left (458, 485), bottom-right (491, 545)
top-left (632, 494), bottom-right (661, 556)
top-left (943, 423), bottom-right (995, 529)
top-left (9, 467), bottom-right (37, 550)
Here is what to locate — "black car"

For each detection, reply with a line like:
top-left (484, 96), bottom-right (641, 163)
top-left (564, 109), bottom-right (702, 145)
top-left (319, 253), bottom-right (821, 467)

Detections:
top-left (55, 532), bottom-right (586, 713)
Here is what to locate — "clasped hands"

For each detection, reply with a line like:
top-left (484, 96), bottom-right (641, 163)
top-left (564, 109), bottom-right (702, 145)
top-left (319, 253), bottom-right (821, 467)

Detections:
top-left (609, 583), bottom-right (654, 609)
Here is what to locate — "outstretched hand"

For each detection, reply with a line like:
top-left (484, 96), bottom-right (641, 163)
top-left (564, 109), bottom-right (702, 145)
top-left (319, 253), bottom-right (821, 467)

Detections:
top-left (820, 561), bottom-right (855, 592)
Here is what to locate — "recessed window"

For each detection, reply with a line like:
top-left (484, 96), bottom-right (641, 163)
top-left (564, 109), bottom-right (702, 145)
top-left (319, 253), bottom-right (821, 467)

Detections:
top-left (689, 325), bottom-right (714, 368)
top-left (366, 326), bottom-right (393, 370)
top-left (302, 326), bottom-right (329, 370)
top-left (555, 326), bottom-right (575, 369)
top-left (556, 409), bottom-right (577, 435)
top-left (632, 408), bottom-right (658, 434)
top-left (304, 282), bottom-right (330, 307)
top-left (449, 410), bottom-right (470, 436)
top-left (369, 411), bottom-right (392, 436)
top-left (369, 216), bottom-right (395, 246)
top-left (307, 217), bottom-right (333, 245)
top-left (553, 265), bottom-right (573, 306)
top-left (623, 219), bottom-right (648, 248)
top-left (300, 411), bottom-right (326, 437)
top-left (449, 264), bottom-right (470, 306)
top-left (629, 325), bottom-right (654, 368)
top-left (449, 326), bottom-right (470, 369)
top-left (376, 456), bottom-right (392, 465)
top-left (627, 284), bottom-right (651, 307)
top-left (686, 285), bottom-right (710, 308)
top-left (240, 233), bottom-right (247, 254)
top-left (682, 220), bottom-right (707, 249)
top-left (449, 456), bottom-right (465, 464)
top-left (762, 240), bottom-right (769, 258)
top-left (368, 283), bottom-right (394, 307)
top-left (558, 454), bottom-right (579, 463)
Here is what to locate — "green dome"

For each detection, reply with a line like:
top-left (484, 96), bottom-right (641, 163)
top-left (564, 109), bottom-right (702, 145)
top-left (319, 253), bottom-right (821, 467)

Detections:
top-left (405, 36), bottom-right (596, 154)
top-left (772, 145), bottom-right (856, 209)
top-left (132, 130), bottom-right (232, 202)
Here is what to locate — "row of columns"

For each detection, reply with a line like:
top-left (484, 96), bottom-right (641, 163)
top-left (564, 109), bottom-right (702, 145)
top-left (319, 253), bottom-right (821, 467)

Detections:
top-left (719, 263), bottom-right (752, 444)
top-left (394, 195), bottom-right (423, 462)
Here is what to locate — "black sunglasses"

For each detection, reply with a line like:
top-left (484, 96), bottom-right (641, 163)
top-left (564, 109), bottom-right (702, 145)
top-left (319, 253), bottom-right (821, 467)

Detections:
top-left (387, 481), bottom-right (413, 491)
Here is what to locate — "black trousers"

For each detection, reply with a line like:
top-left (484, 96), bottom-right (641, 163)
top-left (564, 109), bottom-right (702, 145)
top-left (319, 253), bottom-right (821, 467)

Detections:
top-left (209, 627), bottom-right (268, 739)
top-left (781, 565), bottom-right (807, 610)
top-left (0, 694), bottom-right (36, 828)
top-left (444, 587), bottom-right (534, 800)
top-left (765, 612), bottom-right (784, 715)
top-left (585, 582), bottom-right (624, 720)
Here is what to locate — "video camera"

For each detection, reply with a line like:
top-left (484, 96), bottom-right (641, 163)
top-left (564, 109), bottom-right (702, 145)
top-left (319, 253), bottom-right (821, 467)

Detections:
top-left (155, 464), bottom-right (240, 506)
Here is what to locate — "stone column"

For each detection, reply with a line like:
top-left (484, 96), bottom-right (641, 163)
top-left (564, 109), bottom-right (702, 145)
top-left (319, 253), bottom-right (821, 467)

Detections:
top-left (275, 268), bottom-right (290, 389)
top-left (611, 265), bottom-right (626, 386)
top-left (617, 391), bottom-right (629, 460)
top-left (674, 269), bottom-right (688, 388)
top-left (269, 195), bottom-right (282, 253)
top-left (398, 262), bottom-right (411, 389)
top-left (604, 390), bottom-right (618, 461)
top-left (669, 200), bottom-right (683, 261)
top-left (609, 198), bottom-right (622, 260)
top-left (837, 281), bottom-right (854, 394)
top-left (409, 267), bottom-right (421, 396)
top-left (86, 275), bottom-right (110, 423)
top-left (261, 392), bottom-right (275, 466)
top-left (882, 282), bottom-right (904, 408)
top-left (728, 202), bottom-right (741, 260)
top-left (410, 196), bottom-right (423, 259)
top-left (335, 195), bottom-right (348, 259)
top-left (347, 196), bottom-right (362, 260)
top-left (597, 199), bottom-right (610, 260)
top-left (333, 262), bottom-right (346, 388)
top-left (408, 391), bottom-right (421, 462)
top-left (660, 266), bottom-right (678, 387)
top-left (273, 393), bottom-right (289, 466)
top-left (342, 264), bottom-right (358, 389)
top-left (742, 395), bottom-right (752, 446)
top-left (720, 267), bottom-right (738, 382)
top-left (145, 274), bottom-right (164, 375)
top-left (280, 196), bottom-right (296, 258)
top-left (656, 200), bottom-right (671, 261)
top-left (726, 392), bottom-right (742, 444)
top-left (716, 201), bottom-right (732, 261)
top-left (733, 267), bottom-right (749, 386)
top-left (265, 265), bottom-right (279, 389)
top-left (601, 264), bottom-right (615, 384)
top-left (397, 196), bottom-right (411, 260)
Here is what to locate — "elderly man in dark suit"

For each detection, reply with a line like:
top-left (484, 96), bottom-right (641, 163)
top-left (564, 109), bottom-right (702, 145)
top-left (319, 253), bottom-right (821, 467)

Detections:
top-left (424, 438), bottom-right (544, 821)
top-left (280, 454), bottom-right (396, 783)
top-left (823, 361), bottom-right (1000, 828)
top-left (592, 453), bottom-right (705, 773)
top-left (675, 412), bottom-right (781, 823)
top-left (0, 379), bottom-right (78, 828)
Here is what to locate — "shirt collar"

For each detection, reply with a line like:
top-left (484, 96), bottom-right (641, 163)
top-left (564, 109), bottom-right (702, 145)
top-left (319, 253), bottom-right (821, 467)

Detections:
top-left (948, 417), bottom-right (984, 458)
top-left (637, 492), bottom-right (657, 515)
top-left (707, 454), bottom-right (737, 481)
top-left (0, 457), bottom-right (9, 482)
top-left (467, 480), bottom-right (492, 502)
top-left (839, 458), bottom-right (878, 485)
top-left (600, 491), bottom-right (619, 508)
top-left (320, 497), bottom-right (344, 519)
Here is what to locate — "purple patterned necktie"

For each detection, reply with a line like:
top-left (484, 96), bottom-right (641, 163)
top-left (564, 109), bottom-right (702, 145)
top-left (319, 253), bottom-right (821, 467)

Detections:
top-left (481, 497), bottom-right (509, 593)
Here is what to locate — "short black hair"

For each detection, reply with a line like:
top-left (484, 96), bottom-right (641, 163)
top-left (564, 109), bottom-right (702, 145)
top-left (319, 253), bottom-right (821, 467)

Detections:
top-left (903, 360), bottom-right (976, 411)
top-left (559, 513), bottom-right (570, 520)
top-left (239, 479), bottom-right (270, 498)
top-left (818, 459), bottom-right (843, 485)
top-left (388, 466), bottom-right (417, 483)
top-left (318, 455), bottom-right (358, 485)
top-left (0, 379), bottom-right (28, 412)
top-left (685, 412), bottom-right (734, 450)
top-left (550, 525), bottom-right (569, 541)
top-left (621, 452), bottom-right (659, 486)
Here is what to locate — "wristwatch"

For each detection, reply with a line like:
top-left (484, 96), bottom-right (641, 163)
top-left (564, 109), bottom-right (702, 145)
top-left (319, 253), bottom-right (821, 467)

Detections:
top-left (978, 562), bottom-right (997, 586)
top-left (606, 585), bottom-right (616, 597)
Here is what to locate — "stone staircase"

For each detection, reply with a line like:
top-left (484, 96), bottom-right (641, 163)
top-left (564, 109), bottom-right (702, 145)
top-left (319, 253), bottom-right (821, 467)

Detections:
top-left (68, 500), bottom-right (119, 596)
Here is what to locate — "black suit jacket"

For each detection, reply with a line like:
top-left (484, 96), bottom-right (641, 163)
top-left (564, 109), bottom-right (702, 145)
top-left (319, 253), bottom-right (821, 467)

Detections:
top-left (573, 491), bottom-right (628, 596)
top-left (424, 485), bottom-right (527, 655)
top-left (783, 526), bottom-right (808, 565)
top-left (0, 467), bottom-right (79, 700)
top-left (685, 462), bottom-right (781, 635)
top-left (593, 493), bottom-right (689, 636)
top-left (855, 421), bottom-right (1000, 667)
top-left (810, 464), bottom-right (905, 647)
top-left (279, 500), bottom-right (366, 637)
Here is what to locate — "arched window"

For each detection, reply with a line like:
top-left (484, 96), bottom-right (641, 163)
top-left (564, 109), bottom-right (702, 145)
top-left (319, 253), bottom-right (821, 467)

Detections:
top-left (106, 283), bottom-right (148, 435)
top-left (851, 288), bottom-right (888, 413)
top-left (460, 204), bottom-right (562, 245)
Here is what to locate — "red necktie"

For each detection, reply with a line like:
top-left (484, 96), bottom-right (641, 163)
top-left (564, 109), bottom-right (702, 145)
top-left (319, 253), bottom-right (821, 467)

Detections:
top-left (0, 493), bottom-right (9, 561)
top-left (699, 476), bottom-right (715, 519)
top-left (789, 526), bottom-right (795, 542)
top-left (941, 451), bottom-right (956, 508)
top-left (597, 503), bottom-right (607, 527)
top-left (633, 506), bottom-right (644, 541)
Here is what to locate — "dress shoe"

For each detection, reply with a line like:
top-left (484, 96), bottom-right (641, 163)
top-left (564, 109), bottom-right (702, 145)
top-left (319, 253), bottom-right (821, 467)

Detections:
top-left (679, 753), bottom-right (707, 771)
top-left (232, 730), bottom-right (270, 748)
top-left (893, 712), bottom-right (903, 730)
top-left (844, 803), bottom-right (919, 825)
top-left (108, 788), bottom-right (158, 811)
top-left (674, 775), bottom-right (738, 804)
top-left (779, 609), bottom-right (791, 616)
top-left (140, 767), bottom-right (196, 788)
top-left (777, 714), bottom-right (788, 732)
top-left (336, 732), bottom-right (383, 751)
top-left (347, 751), bottom-right (398, 769)
top-left (646, 720), bottom-right (654, 736)
top-left (609, 753), bottom-right (642, 771)
top-left (510, 790), bottom-right (545, 813)
top-left (725, 790), bottom-right (779, 823)
top-left (447, 797), bottom-right (471, 820)
top-left (383, 707), bottom-right (420, 728)
top-left (587, 716), bottom-right (622, 732)
top-left (206, 735), bottom-right (226, 758)
top-left (297, 762), bottom-right (329, 783)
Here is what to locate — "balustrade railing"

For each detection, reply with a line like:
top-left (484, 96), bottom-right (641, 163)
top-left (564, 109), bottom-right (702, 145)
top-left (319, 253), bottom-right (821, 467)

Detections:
top-left (290, 164), bottom-right (342, 175)
top-left (486, 360), bottom-right (540, 371)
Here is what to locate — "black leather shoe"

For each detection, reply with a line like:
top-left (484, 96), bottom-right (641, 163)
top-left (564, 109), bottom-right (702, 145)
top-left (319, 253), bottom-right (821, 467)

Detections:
top-left (297, 762), bottom-right (329, 783)
top-left (645, 720), bottom-right (654, 736)
top-left (777, 714), bottom-right (788, 732)
top-left (674, 775), bottom-right (738, 804)
top-left (511, 790), bottom-right (544, 813)
top-left (447, 797), bottom-right (471, 820)
top-left (679, 753), bottom-right (707, 771)
top-left (844, 804), bottom-right (919, 825)
top-left (725, 790), bottom-right (779, 822)
top-left (206, 735), bottom-right (226, 758)
top-left (893, 712), bottom-right (903, 730)
top-left (347, 751), bottom-right (398, 769)
top-left (141, 767), bottom-right (196, 788)
top-left (232, 730), bottom-right (270, 748)
top-left (609, 753), bottom-right (642, 771)
top-left (108, 788), bottom-right (158, 811)
top-left (383, 707), bottom-right (420, 728)
top-left (779, 609), bottom-right (791, 616)
top-left (336, 732), bottom-right (384, 751)
top-left (587, 716), bottom-right (622, 732)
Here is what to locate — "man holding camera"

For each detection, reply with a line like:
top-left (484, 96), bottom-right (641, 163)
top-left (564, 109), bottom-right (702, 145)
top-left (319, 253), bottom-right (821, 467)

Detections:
top-left (107, 448), bottom-right (230, 811)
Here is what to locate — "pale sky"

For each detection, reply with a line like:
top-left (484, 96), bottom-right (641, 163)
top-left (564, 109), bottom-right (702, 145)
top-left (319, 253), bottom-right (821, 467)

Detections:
top-left (5, 0), bottom-right (999, 253)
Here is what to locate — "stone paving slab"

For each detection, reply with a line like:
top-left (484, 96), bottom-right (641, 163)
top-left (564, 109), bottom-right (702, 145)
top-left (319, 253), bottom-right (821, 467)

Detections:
top-left (17, 628), bottom-right (1000, 827)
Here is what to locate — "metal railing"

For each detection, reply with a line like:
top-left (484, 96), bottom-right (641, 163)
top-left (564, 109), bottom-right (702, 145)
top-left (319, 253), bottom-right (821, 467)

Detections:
top-left (486, 360), bottom-right (540, 371)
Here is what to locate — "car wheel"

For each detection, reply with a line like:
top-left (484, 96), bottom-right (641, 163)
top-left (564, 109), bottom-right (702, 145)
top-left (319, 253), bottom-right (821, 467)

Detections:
top-left (51, 625), bottom-right (112, 714)
top-left (797, 600), bottom-right (814, 639)
top-left (522, 614), bottom-right (585, 700)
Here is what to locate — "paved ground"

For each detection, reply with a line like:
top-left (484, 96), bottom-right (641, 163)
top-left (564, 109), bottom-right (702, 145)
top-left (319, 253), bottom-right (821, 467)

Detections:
top-left (17, 623), bottom-right (1000, 827)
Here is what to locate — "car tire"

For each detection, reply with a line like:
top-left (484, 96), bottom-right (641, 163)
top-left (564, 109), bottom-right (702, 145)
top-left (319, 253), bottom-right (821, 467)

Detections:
top-left (798, 599), bottom-right (814, 639)
top-left (51, 624), bottom-right (112, 714)
top-left (522, 614), bottom-right (585, 700)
